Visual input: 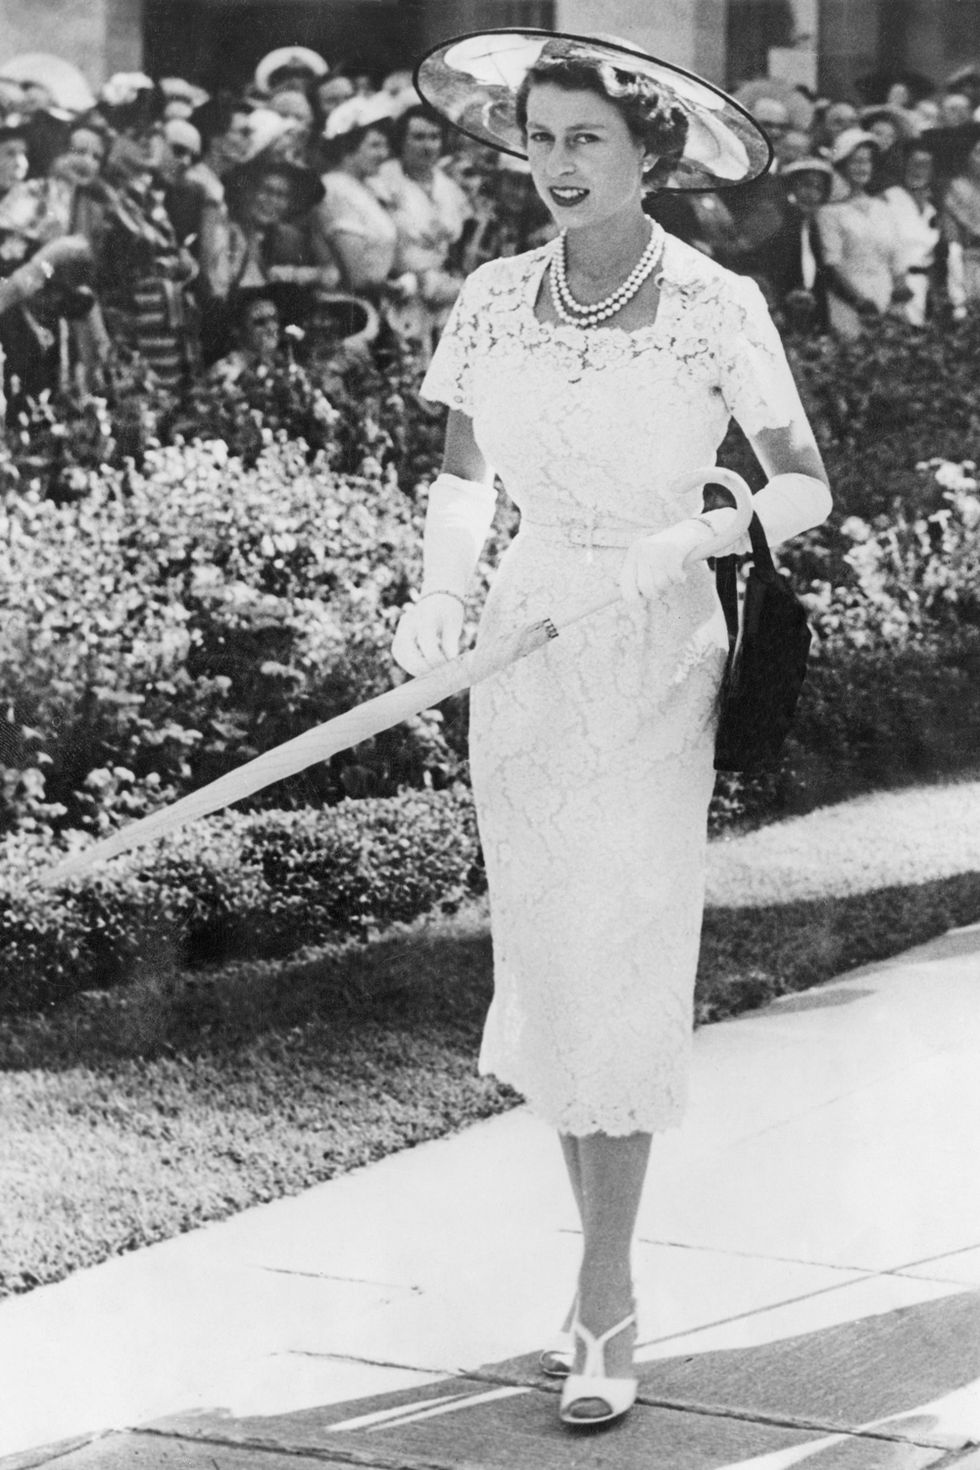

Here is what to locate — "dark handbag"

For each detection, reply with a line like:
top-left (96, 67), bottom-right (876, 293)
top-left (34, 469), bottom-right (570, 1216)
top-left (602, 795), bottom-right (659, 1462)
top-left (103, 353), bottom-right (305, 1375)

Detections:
top-left (713, 513), bottom-right (812, 773)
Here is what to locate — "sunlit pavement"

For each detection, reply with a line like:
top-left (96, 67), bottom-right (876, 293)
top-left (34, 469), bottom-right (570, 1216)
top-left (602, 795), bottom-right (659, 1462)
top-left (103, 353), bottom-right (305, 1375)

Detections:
top-left (3, 923), bottom-right (980, 1469)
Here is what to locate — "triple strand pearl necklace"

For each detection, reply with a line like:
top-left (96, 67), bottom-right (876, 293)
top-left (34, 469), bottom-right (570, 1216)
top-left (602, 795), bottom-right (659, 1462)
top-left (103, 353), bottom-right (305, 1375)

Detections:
top-left (549, 219), bottom-right (665, 329)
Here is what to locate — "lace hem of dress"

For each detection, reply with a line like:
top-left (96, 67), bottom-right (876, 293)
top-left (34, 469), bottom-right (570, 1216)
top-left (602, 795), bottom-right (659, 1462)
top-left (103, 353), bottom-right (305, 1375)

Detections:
top-left (480, 1064), bottom-right (690, 1138)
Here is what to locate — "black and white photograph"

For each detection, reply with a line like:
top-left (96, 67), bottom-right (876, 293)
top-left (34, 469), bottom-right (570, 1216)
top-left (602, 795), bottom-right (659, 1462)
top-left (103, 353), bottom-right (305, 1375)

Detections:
top-left (1, 2), bottom-right (980, 1466)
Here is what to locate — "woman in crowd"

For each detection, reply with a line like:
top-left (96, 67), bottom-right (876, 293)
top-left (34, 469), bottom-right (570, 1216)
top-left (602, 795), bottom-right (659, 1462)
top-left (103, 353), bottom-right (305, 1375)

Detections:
top-left (199, 116), bottom-right (335, 353)
top-left (87, 73), bottom-right (200, 391)
top-left (940, 125), bottom-right (980, 317)
top-left (454, 151), bottom-right (554, 273)
top-left (883, 138), bottom-right (943, 324)
top-left (817, 127), bottom-right (910, 336)
top-left (393, 30), bottom-right (830, 1430)
top-left (371, 104), bottom-right (470, 356)
top-left (761, 156), bottom-right (835, 332)
top-left (860, 104), bottom-right (911, 191)
top-left (313, 95), bottom-right (397, 295)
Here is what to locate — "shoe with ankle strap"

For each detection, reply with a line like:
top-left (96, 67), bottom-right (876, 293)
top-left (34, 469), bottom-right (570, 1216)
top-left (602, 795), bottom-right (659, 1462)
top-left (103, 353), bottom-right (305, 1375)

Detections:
top-left (559, 1312), bottom-right (637, 1427)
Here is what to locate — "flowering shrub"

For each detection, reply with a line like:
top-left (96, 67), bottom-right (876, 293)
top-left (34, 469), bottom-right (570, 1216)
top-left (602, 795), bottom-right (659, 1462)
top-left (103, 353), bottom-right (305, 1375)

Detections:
top-left (787, 314), bottom-right (980, 523)
top-left (0, 788), bottom-right (482, 1010)
top-left (0, 436), bottom-right (473, 833)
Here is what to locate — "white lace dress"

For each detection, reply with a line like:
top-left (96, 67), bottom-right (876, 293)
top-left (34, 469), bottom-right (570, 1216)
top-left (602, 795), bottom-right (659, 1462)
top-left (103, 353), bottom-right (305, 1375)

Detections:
top-left (421, 235), bottom-right (803, 1137)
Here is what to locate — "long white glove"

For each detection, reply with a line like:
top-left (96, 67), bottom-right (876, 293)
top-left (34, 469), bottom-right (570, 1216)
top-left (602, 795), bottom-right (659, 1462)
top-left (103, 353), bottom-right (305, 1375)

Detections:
top-left (392, 472), bottom-right (497, 675)
top-left (751, 472), bottom-right (832, 548)
top-left (699, 472), bottom-right (833, 557)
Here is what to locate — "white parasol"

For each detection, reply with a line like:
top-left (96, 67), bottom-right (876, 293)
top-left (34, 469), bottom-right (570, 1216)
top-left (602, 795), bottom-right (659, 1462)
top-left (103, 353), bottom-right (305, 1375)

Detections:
top-left (39, 469), bottom-right (753, 889)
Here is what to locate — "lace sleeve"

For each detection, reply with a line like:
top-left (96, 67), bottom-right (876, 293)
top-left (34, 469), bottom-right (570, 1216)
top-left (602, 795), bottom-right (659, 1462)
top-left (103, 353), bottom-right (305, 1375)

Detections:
top-left (420, 266), bottom-right (484, 415)
top-left (718, 274), bottom-right (807, 436)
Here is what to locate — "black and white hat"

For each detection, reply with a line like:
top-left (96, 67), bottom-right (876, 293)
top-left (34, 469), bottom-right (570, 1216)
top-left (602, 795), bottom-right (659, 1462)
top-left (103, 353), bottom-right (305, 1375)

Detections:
top-left (413, 29), bottom-right (773, 191)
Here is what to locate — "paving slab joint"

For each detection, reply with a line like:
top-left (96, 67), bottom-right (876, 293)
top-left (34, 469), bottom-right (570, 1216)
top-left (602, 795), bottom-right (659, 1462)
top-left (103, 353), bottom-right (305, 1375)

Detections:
top-left (931, 1440), bottom-right (980, 1468)
top-left (0, 1434), bottom-right (108, 1470)
top-left (133, 1423), bottom-right (470, 1470)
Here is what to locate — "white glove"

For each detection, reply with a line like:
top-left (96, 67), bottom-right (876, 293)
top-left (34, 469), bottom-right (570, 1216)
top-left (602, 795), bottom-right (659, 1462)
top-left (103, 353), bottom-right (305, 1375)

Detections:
top-left (619, 517), bottom-right (717, 602)
top-left (392, 590), bottom-right (465, 675)
top-left (752, 472), bottom-right (832, 548)
top-left (391, 472), bottom-right (496, 675)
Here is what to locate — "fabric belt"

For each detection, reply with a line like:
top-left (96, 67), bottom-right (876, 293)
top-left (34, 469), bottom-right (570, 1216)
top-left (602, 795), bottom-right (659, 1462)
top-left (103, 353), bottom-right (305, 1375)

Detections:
top-left (519, 517), bottom-right (659, 551)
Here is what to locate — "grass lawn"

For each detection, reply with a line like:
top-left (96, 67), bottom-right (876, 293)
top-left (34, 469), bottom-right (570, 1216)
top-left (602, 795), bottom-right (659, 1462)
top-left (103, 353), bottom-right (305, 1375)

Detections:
top-left (2, 778), bottom-right (979, 1299)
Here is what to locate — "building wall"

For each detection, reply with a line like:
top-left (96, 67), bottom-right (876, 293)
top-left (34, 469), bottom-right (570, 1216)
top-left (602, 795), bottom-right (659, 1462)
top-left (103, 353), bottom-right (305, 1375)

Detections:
top-left (556, 0), bottom-right (728, 83)
top-left (0, 0), bottom-right (144, 89)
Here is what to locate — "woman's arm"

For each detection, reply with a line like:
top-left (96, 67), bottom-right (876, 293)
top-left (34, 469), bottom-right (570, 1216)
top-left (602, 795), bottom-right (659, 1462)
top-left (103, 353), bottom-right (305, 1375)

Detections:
top-left (441, 407), bottom-right (491, 484)
top-left (745, 419), bottom-right (832, 546)
top-left (391, 409), bottom-right (496, 673)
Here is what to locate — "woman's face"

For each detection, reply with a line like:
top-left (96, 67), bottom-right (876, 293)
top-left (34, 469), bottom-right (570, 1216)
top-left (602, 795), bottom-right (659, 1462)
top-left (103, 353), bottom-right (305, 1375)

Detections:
top-left (246, 168), bottom-right (295, 226)
top-left (271, 90), bottom-right (314, 142)
top-left (241, 297), bottom-right (280, 358)
top-left (348, 126), bottom-right (389, 178)
top-left (400, 116), bottom-right (443, 175)
top-left (0, 137), bottom-right (28, 193)
top-left (842, 143), bottom-right (876, 190)
top-left (63, 127), bottom-right (106, 184)
top-left (111, 124), bottom-right (165, 176)
top-left (868, 118), bottom-right (899, 152)
top-left (524, 83), bottom-right (647, 232)
top-left (317, 76), bottom-right (354, 117)
top-left (903, 147), bottom-right (933, 191)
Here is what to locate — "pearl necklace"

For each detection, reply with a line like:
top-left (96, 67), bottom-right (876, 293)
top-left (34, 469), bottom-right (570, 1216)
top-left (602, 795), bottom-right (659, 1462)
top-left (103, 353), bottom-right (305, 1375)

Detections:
top-left (549, 220), bottom-right (664, 329)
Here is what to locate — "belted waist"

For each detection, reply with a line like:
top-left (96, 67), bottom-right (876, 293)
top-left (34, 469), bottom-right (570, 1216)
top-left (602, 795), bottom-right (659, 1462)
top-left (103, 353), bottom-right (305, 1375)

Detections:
top-left (518, 516), bottom-right (660, 550)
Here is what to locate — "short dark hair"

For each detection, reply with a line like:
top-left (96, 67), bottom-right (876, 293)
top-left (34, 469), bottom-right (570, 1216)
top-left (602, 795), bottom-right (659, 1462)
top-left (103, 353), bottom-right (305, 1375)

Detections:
top-left (390, 103), bottom-right (447, 157)
top-left (514, 56), bottom-right (688, 187)
top-left (325, 118), bottom-right (392, 165)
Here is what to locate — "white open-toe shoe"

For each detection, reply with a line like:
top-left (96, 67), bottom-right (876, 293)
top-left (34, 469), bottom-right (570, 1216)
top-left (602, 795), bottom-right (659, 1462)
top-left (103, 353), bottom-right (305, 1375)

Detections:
top-left (559, 1312), bottom-right (637, 1428)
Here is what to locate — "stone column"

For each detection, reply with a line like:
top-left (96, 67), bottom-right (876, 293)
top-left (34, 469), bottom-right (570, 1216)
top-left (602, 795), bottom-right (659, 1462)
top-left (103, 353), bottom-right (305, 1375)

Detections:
top-left (817, 0), bottom-right (882, 99)
top-left (0, 0), bottom-right (144, 94)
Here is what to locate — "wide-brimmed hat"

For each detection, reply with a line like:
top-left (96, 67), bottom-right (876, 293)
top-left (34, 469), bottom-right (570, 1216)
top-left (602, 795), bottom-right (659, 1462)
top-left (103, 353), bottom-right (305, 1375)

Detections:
top-left (829, 127), bottom-right (882, 166)
top-left (413, 29), bottom-right (773, 191)
top-left (860, 104), bottom-right (916, 141)
top-left (160, 77), bottom-right (210, 116)
top-left (255, 46), bottom-right (328, 95)
top-left (782, 155), bottom-right (834, 184)
top-left (322, 92), bottom-right (397, 142)
top-left (0, 52), bottom-right (96, 114)
top-left (918, 120), bottom-right (980, 175)
top-left (98, 72), bottom-right (165, 132)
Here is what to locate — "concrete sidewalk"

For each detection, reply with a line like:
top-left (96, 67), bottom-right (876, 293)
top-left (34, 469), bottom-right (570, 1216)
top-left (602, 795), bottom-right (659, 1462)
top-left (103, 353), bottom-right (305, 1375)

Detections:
top-left (3, 923), bottom-right (980, 1470)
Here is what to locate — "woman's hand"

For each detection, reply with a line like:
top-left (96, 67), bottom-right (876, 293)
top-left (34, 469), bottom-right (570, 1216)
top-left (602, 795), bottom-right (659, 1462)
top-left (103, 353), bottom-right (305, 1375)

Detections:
top-left (391, 592), bottom-right (465, 675)
top-left (619, 521), bottom-right (712, 602)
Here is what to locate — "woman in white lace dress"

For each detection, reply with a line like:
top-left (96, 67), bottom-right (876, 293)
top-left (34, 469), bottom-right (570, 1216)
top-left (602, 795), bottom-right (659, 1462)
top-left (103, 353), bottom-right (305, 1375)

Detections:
top-left (393, 32), bottom-right (832, 1430)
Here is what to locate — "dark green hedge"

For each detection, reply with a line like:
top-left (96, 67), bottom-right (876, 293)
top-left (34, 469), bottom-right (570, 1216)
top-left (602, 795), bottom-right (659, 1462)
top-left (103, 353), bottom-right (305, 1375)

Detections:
top-left (0, 788), bottom-right (483, 1012)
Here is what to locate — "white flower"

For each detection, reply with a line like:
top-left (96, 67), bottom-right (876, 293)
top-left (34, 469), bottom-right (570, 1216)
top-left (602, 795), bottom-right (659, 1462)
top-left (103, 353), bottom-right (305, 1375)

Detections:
top-left (840, 515), bottom-right (872, 543)
top-left (934, 460), bottom-right (975, 491)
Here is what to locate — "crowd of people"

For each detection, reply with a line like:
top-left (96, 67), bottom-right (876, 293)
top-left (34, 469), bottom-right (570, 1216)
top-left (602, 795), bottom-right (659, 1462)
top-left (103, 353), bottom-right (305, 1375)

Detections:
top-left (0, 44), bottom-right (978, 412)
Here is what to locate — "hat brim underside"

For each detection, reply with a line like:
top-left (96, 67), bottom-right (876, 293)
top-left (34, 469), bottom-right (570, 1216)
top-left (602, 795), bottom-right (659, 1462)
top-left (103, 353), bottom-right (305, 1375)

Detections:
top-left (414, 29), bottom-right (772, 191)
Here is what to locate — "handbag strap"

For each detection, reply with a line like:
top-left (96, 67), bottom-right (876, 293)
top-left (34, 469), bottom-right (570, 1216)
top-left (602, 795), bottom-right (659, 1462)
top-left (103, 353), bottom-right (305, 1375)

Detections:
top-left (715, 511), bottom-right (778, 647)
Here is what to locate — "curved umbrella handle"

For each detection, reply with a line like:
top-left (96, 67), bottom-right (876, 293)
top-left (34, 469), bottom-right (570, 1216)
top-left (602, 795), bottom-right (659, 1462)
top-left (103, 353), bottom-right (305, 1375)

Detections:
top-left (673, 465), bottom-right (755, 565)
